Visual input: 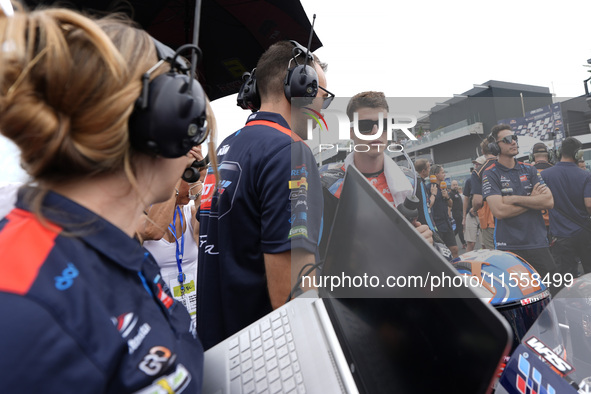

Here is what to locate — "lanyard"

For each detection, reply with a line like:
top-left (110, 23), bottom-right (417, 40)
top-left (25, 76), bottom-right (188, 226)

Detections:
top-left (168, 206), bottom-right (186, 294)
top-left (420, 181), bottom-right (437, 232)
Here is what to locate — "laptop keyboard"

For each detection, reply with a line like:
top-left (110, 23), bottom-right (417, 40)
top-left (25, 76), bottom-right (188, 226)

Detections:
top-left (228, 308), bottom-right (306, 394)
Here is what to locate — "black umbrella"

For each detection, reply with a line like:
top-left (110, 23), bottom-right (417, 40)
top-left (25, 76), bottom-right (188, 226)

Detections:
top-left (22, 0), bottom-right (323, 100)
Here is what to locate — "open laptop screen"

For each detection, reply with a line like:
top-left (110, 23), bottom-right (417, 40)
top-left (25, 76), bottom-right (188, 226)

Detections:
top-left (320, 165), bottom-right (511, 393)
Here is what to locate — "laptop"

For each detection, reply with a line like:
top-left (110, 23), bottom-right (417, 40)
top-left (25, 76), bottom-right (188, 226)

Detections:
top-left (202, 165), bottom-right (512, 394)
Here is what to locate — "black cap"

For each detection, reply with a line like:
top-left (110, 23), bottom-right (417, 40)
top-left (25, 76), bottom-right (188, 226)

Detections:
top-left (532, 143), bottom-right (548, 154)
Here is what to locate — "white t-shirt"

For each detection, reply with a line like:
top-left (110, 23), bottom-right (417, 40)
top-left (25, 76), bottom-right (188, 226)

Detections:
top-left (144, 203), bottom-right (198, 322)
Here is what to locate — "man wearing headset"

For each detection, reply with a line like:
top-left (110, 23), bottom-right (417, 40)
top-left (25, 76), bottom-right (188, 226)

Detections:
top-left (482, 124), bottom-right (558, 284)
top-left (196, 41), bottom-right (329, 350)
top-left (530, 142), bottom-right (553, 241)
top-left (531, 142), bottom-right (553, 170)
top-left (541, 137), bottom-right (591, 277)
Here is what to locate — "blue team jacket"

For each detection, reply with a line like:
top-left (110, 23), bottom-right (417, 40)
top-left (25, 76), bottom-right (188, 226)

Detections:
top-left (0, 189), bottom-right (203, 393)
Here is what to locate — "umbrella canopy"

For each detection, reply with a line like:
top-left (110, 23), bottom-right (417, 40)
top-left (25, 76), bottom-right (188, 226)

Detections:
top-left (22, 0), bottom-right (323, 100)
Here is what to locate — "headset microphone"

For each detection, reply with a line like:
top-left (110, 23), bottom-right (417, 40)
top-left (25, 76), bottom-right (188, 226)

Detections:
top-left (182, 154), bottom-right (210, 183)
top-left (236, 69), bottom-right (260, 111)
top-left (303, 14), bottom-right (315, 77)
top-left (283, 15), bottom-right (319, 105)
top-left (237, 15), bottom-right (319, 110)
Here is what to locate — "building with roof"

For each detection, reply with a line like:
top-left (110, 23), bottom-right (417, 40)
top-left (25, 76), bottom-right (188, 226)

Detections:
top-left (312, 80), bottom-right (591, 180)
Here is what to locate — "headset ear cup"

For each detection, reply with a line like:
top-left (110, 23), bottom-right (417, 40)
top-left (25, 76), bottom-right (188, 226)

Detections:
top-left (237, 71), bottom-right (260, 111)
top-left (129, 72), bottom-right (207, 158)
top-left (488, 142), bottom-right (500, 157)
top-left (283, 64), bottom-right (318, 106)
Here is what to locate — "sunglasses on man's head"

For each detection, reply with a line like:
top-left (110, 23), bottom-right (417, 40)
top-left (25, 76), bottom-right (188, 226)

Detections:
top-left (350, 119), bottom-right (389, 134)
top-left (497, 134), bottom-right (518, 144)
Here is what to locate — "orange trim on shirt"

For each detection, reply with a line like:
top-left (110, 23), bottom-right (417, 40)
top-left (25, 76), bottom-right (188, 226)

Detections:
top-left (0, 209), bottom-right (61, 295)
top-left (245, 120), bottom-right (303, 142)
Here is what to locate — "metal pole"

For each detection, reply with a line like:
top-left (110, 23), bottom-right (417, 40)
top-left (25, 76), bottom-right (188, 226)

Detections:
top-left (190, 0), bottom-right (203, 87)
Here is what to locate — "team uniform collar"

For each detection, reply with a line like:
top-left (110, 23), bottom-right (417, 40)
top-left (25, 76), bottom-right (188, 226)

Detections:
top-left (495, 158), bottom-right (521, 171)
top-left (16, 187), bottom-right (147, 272)
top-left (245, 111), bottom-right (290, 129)
top-left (556, 161), bottom-right (577, 168)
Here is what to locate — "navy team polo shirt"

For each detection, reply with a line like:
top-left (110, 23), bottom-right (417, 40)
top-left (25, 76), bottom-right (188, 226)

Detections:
top-left (197, 112), bottom-right (322, 350)
top-left (482, 159), bottom-right (547, 250)
top-left (0, 189), bottom-right (203, 392)
top-left (431, 184), bottom-right (451, 232)
top-left (541, 161), bottom-right (591, 237)
top-left (470, 158), bottom-right (496, 196)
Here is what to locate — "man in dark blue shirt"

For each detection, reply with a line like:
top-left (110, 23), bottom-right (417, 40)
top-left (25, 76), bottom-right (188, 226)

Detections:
top-left (197, 42), bottom-right (329, 350)
top-left (482, 124), bottom-right (557, 282)
top-left (429, 165), bottom-right (458, 258)
top-left (541, 137), bottom-right (591, 277)
top-left (449, 180), bottom-right (466, 249)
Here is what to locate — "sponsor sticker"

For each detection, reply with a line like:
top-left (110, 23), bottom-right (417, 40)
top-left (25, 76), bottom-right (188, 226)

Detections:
top-left (112, 312), bottom-right (139, 339)
top-left (156, 283), bottom-right (174, 309)
top-left (288, 226), bottom-right (308, 239)
top-left (128, 323), bottom-right (151, 354)
top-left (525, 336), bottom-right (574, 376)
top-left (134, 364), bottom-right (192, 394)
top-left (55, 263), bottom-right (79, 291)
top-left (520, 290), bottom-right (550, 306)
top-left (138, 346), bottom-right (177, 376)
top-left (289, 177), bottom-right (308, 190)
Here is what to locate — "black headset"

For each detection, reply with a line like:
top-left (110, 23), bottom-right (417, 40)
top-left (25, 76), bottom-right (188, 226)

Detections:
top-left (556, 141), bottom-right (584, 161)
top-left (236, 68), bottom-right (260, 112)
top-left (283, 40), bottom-right (318, 105)
top-left (487, 135), bottom-right (501, 157)
top-left (128, 39), bottom-right (208, 158)
top-left (528, 146), bottom-right (554, 164)
top-left (236, 40), bottom-right (318, 111)
top-left (182, 154), bottom-right (210, 182)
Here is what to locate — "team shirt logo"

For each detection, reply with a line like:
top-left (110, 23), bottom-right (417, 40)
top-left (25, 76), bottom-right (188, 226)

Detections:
top-left (113, 312), bottom-right (138, 339)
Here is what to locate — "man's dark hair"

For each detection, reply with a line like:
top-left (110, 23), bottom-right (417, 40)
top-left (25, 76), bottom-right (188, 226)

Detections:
top-left (415, 158), bottom-right (429, 174)
top-left (256, 41), bottom-right (326, 101)
top-left (346, 91), bottom-right (389, 121)
top-left (490, 124), bottom-right (512, 141)
top-left (561, 137), bottom-right (582, 160)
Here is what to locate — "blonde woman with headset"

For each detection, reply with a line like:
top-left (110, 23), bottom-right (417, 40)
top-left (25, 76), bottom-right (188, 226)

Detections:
top-left (0, 2), bottom-right (215, 391)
